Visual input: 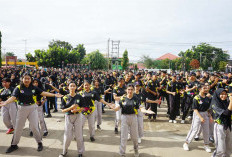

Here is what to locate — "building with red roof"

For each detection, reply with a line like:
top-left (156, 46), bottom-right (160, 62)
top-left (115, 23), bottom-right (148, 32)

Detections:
top-left (156, 53), bottom-right (179, 60)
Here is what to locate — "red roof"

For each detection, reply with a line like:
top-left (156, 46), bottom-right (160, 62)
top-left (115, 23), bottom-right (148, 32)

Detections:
top-left (156, 53), bottom-right (179, 60)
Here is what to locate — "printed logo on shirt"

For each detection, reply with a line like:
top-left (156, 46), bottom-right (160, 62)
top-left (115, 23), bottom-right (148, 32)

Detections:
top-left (21, 90), bottom-right (24, 93)
top-left (32, 90), bottom-right (35, 94)
top-left (199, 100), bottom-right (203, 104)
top-left (9, 91), bottom-right (11, 94)
top-left (76, 99), bottom-right (80, 104)
top-left (91, 94), bottom-right (94, 97)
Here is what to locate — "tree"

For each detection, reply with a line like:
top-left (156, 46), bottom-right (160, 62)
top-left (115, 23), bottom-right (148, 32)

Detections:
top-left (26, 53), bottom-right (36, 62)
top-left (74, 44), bottom-right (86, 61)
top-left (81, 50), bottom-right (107, 70)
top-left (218, 61), bottom-right (227, 72)
top-left (122, 49), bottom-right (129, 70)
top-left (134, 64), bottom-right (138, 71)
top-left (0, 31), bottom-right (2, 67)
top-left (141, 55), bottom-right (153, 69)
top-left (189, 59), bottom-right (200, 69)
top-left (49, 40), bottom-right (73, 51)
top-left (5, 52), bottom-right (15, 56)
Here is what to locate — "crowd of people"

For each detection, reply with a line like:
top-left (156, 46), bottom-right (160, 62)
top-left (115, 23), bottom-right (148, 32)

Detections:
top-left (0, 67), bottom-right (231, 157)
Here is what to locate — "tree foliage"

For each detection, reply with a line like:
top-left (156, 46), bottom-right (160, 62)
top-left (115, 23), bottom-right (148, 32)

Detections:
top-left (189, 59), bottom-right (200, 69)
top-left (122, 49), bottom-right (129, 70)
top-left (5, 52), bottom-right (15, 56)
top-left (26, 53), bottom-right (36, 62)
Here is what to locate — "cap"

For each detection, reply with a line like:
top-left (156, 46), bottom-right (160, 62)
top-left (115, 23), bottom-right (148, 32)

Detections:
top-left (2, 78), bottom-right (11, 82)
top-left (190, 72), bottom-right (196, 76)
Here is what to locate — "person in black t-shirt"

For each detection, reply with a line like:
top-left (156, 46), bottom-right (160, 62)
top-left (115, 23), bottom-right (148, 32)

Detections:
top-left (0, 78), bottom-right (17, 134)
top-left (59, 81), bottom-right (85, 157)
top-left (183, 84), bottom-right (212, 153)
top-left (0, 73), bottom-right (63, 154)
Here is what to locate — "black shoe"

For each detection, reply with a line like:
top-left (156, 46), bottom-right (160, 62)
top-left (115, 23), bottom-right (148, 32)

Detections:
top-left (209, 137), bottom-right (214, 143)
top-left (37, 142), bottom-right (43, 151)
top-left (90, 137), bottom-right (95, 142)
top-left (43, 132), bottom-right (48, 137)
top-left (97, 125), bottom-right (101, 130)
top-left (53, 109), bottom-right (58, 113)
top-left (78, 154), bottom-right (83, 157)
top-left (114, 128), bottom-right (118, 134)
top-left (102, 110), bottom-right (105, 113)
top-left (45, 114), bottom-right (52, 118)
top-left (30, 131), bottom-right (33, 137)
top-left (194, 137), bottom-right (199, 141)
top-left (6, 145), bottom-right (18, 153)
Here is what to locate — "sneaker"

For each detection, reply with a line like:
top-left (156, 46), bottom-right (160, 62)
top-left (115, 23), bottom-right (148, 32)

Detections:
top-left (59, 152), bottom-right (67, 157)
top-left (43, 132), bottom-right (48, 137)
top-left (138, 138), bottom-right (141, 144)
top-left (128, 134), bottom-right (131, 140)
top-left (78, 154), bottom-right (83, 157)
top-left (53, 109), bottom-right (58, 113)
top-left (30, 131), bottom-right (33, 137)
top-left (90, 137), bottom-right (95, 142)
top-left (97, 125), bottom-right (101, 131)
top-left (177, 116), bottom-right (181, 119)
top-left (45, 114), bottom-right (52, 118)
top-left (209, 137), bottom-right (214, 143)
top-left (37, 142), bottom-right (43, 151)
top-left (115, 128), bottom-right (119, 134)
top-left (134, 149), bottom-right (139, 157)
top-left (173, 120), bottom-right (177, 124)
top-left (204, 145), bottom-right (211, 153)
top-left (169, 120), bottom-right (173, 123)
top-left (6, 145), bottom-right (19, 153)
top-left (187, 116), bottom-right (192, 119)
top-left (183, 143), bottom-right (189, 151)
top-left (181, 120), bottom-right (185, 124)
top-left (194, 137), bottom-right (199, 141)
top-left (6, 128), bottom-right (14, 134)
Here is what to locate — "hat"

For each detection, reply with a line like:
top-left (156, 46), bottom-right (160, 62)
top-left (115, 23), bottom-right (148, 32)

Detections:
top-left (2, 78), bottom-right (11, 82)
top-left (190, 72), bottom-right (196, 76)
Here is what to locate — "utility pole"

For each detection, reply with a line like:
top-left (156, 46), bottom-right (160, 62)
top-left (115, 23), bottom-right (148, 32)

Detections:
top-left (23, 39), bottom-right (27, 67)
top-left (107, 38), bottom-right (110, 69)
top-left (110, 40), bottom-right (120, 71)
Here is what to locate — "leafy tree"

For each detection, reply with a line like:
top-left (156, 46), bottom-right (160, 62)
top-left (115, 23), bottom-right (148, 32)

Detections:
top-left (5, 52), bottom-right (15, 56)
top-left (189, 59), bottom-right (200, 69)
top-left (218, 61), bottom-right (227, 72)
top-left (134, 64), bottom-right (138, 71)
top-left (74, 44), bottom-right (86, 61)
top-left (122, 49), bottom-right (129, 70)
top-left (141, 55), bottom-right (153, 69)
top-left (26, 53), bottom-right (36, 62)
top-left (49, 40), bottom-right (73, 51)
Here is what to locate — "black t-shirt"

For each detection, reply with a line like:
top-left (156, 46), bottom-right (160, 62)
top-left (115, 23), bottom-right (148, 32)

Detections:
top-left (147, 79), bottom-right (160, 100)
top-left (0, 87), bottom-right (14, 101)
top-left (61, 94), bottom-right (85, 115)
top-left (59, 87), bottom-right (69, 96)
top-left (113, 86), bottom-right (126, 97)
top-left (119, 95), bottom-right (139, 115)
top-left (134, 92), bottom-right (146, 105)
top-left (91, 86), bottom-right (104, 98)
top-left (167, 81), bottom-right (184, 95)
top-left (12, 85), bottom-right (43, 105)
top-left (79, 90), bottom-right (100, 107)
top-left (186, 80), bottom-right (199, 96)
top-left (192, 95), bottom-right (211, 112)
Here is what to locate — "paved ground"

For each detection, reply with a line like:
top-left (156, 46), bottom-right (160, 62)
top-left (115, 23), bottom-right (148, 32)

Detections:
top-left (0, 102), bottom-right (215, 157)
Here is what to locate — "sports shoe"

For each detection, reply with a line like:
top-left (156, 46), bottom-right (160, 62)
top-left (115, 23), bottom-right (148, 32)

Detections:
top-left (115, 128), bottom-right (119, 134)
top-left (97, 125), bottom-right (101, 131)
top-left (6, 145), bottom-right (18, 153)
top-left (37, 142), bottom-right (43, 151)
top-left (78, 154), bottom-right (83, 157)
top-left (187, 116), bottom-right (192, 119)
top-left (90, 137), bottom-right (95, 142)
top-left (194, 137), bottom-right (199, 141)
top-left (183, 143), bottom-right (189, 151)
top-left (43, 132), bottom-right (48, 137)
top-left (138, 138), bottom-right (142, 144)
top-left (6, 128), bottom-right (14, 134)
top-left (128, 134), bottom-right (131, 140)
top-left (177, 116), bottom-right (181, 119)
top-left (30, 131), bottom-right (33, 137)
top-left (204, 145), bottom-right (211, 153)
top-left (173, 120), bottom-right (177, 124)
top-left (181, 120), bottom-right (185, 124)
top-left (169, 120), bottom-right (173, 123)
top-left (134, 149), bottom-right (139, 157)
top-left (209, 137), bottom-right (214, 143)
top-left (45, 114), bottom-right (52, 118)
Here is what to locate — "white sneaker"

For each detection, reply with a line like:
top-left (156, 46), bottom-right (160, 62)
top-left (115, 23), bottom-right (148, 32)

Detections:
top-left (204, 145), bottom-right (211, 153)
top-left (169, 120), bottom-right (173, 123)
top-left (177, 116), bottom-right (181, 119)
top-left (173, 120), bottom-right (177, 124)
top-left (181, 120), bottom-right (185, 124)
top-left (183, 143), bottom-right (189, 151)
top-left (187, 116), bottom-right (192, 119)
top-left (138, 138), bottom-right (141, 144)
top-left (127, 134), bottom-right (131, 140)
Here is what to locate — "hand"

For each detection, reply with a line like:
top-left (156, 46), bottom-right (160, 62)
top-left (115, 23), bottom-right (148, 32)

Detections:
top-left (0, 101), bottom-right (6, 107)
top-left (200, 117), bottom-right (205, 123)
top-left (229, 96), bottom-right (232, 102)
top-left (206, 93), bottom-right (211, 98)
top-left (156, 100), bottom-right (162, 104)
top-left (172, 92), bottom-right (176, 96)
top-left (55, 93), bottom-right (63, 98)
top-left (209, 117), bottom-right (214, 123)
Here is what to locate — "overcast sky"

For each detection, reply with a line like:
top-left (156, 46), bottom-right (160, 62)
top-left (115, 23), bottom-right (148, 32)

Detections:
top-left (1, 0), bottom-right (232, 62)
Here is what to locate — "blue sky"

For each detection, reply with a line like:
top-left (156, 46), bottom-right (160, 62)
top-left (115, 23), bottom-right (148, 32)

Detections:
top-left (1, 0), bottom-right (232, 62)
